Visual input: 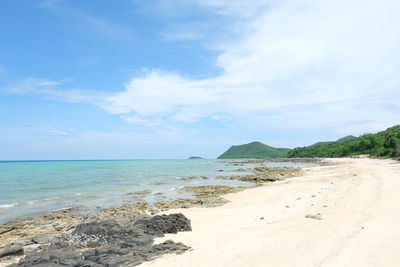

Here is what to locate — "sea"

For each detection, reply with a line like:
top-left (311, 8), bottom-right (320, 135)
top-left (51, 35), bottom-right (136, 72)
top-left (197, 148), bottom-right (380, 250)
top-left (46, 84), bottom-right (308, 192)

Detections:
top-left (0, 159), bottom-right (314, 224)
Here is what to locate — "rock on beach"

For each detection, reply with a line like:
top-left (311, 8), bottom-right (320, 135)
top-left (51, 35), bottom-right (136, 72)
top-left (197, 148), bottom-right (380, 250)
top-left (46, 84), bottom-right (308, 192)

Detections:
top-left (8, 213), bottom-right (192, 267)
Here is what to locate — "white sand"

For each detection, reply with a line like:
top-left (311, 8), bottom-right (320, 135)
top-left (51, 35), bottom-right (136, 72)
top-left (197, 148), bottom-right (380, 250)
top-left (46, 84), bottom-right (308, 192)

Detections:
top-left (141, 158), bottom-right (400, 267)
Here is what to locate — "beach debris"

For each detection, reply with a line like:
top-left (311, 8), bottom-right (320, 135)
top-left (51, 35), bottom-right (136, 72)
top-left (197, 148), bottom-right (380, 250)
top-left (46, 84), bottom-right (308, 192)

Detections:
top-left (0, 245), bottom-right (24, 258)
top-left (311, 195), bottom-right (317, 198)
top-left (9, 213), bottom-right (192, 267)
top-left (266, 219), bottom-right (276, 224)
top-left (296, 197), bottom-right (302, 200)
top-left (260, 217), bottom-right (264, 220)
top-left (285, 206), bottom-right (290, 208)
top-left (321, 185), bottom-right (335, 190)
top-left (305, 214), bottom-right (322, 220)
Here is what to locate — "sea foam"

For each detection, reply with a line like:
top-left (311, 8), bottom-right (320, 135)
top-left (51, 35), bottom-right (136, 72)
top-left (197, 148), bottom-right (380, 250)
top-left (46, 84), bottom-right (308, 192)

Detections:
top-left (0, 203), bottom-right (15, 209)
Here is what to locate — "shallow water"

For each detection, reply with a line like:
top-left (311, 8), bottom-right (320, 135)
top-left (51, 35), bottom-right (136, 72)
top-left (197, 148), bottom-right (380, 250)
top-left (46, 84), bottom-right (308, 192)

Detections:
top-left (0, 159), bottom-right (313, 224)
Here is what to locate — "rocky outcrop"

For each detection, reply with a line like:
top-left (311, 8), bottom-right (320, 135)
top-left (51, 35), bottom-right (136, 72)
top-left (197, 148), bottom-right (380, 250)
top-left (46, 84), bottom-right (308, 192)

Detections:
top-left (0, 209), bottom-right (83, 251)
top-left (9, 213), bottom-right (191, 267)
top-left (219, 167), bottom-right (302, 184)
top-left (185, 185), bottom-right (245, 198)
top-left (152, 198), bottom-right (227, 212)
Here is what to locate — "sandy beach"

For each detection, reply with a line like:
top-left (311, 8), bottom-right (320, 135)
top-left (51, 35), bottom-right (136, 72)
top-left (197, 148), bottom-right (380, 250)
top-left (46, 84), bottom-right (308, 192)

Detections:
top-left (140, 158), bottom-right (400, 267)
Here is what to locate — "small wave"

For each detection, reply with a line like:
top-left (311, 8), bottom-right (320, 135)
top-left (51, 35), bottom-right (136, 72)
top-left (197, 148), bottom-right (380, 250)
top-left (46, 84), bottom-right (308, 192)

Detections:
top-left (168, 187), bottom-right (176, 191)
top-left (0, 203), bottom-right (15, 209)
top-left (24, 197), bottom-right (59, 205)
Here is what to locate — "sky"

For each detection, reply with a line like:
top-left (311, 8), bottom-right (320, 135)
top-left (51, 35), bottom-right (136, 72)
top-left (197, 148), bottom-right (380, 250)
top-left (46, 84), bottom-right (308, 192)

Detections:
top-left (0, 0), bottom-right (400, 160)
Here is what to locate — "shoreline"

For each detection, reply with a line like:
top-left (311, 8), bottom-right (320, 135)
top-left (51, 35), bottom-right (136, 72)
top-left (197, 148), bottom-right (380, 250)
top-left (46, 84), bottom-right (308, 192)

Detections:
top-left (0, 161), bottom-right (307, 266)
top-left (3, 158), bottom-right (399, 265)
top-left (0, 158), bottom-right (315, 226)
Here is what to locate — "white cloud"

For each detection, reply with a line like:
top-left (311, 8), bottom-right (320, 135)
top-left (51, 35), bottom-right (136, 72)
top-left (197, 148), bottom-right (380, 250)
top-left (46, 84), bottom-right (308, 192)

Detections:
top-left (102, 70), bottom-right (220, 116)
top-left (100, 0), bottom-right (400, 135)
top-left (10, 0), bottom-right (400, 147)
top-left (6, 77), bottom-right (108, 104)
top-left (7, 78), bottom-right (64, 94)
top-left (195, 0), bottom-right (276, 17)
top-left (44, 126), bottom-right (76, 136)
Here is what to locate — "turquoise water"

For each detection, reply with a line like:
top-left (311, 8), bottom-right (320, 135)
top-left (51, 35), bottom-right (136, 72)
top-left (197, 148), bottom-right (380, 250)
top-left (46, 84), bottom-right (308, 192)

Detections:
top-left (0, 159), bottom-right (312, 224)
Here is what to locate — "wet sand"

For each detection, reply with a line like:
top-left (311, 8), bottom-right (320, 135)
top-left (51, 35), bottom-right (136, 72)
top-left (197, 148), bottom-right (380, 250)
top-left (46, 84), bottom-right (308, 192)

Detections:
top-left (141, 158), bottom-right (400, 267)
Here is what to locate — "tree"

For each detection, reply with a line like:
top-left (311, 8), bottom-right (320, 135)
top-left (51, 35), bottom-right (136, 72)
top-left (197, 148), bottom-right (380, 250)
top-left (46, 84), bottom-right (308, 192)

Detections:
top-left (384, 133), bottom-right (396, 149)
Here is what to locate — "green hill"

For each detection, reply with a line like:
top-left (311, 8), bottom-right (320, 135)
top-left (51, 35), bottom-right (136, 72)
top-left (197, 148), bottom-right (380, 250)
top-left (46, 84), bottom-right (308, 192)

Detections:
top-left (287, 125), bottom-right (400, 158)
top-left (218, 141), bottom-right (291, 159)
top-left (336, 135), bottom-right (357, 142)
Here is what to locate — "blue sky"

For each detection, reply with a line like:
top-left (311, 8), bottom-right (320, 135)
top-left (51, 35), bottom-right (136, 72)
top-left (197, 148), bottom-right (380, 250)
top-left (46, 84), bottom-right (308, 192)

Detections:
top-left (1, 0), bottom-right (399, 160)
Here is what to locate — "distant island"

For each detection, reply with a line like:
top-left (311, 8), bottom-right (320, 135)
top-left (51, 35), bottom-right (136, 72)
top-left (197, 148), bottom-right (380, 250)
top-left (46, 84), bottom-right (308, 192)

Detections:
top-left (188, 156), bottom-right (203, 159)
top-left (218, 141), bottom-right (291, 159)
top-left (287, 125), bottom-right (400, 158)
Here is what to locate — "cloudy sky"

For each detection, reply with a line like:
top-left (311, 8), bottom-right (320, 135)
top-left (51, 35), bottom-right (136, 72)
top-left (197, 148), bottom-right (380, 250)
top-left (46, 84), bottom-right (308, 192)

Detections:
top-left (1, 0), bottom-right (399, 160)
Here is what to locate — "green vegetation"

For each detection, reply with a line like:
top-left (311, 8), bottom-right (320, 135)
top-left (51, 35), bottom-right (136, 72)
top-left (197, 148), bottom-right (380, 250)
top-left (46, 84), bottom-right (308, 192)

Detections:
top-left (287, 125), bottom-right (400, 158)
top-left (218, 141), bottom-right (291, 159)
top-left (218, 125), bottom-right (400, 159)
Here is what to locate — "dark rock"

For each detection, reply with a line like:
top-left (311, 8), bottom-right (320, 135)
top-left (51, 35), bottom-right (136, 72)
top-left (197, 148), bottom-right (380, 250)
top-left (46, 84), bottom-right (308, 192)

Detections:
top-left (72, 219), bottom-right (117, 236)
top-left (0, 244), bottom-right (24, 258)
top-left (152, 240), bottom-right (190, 254)
top-left (135, 213), bottom-right (192, 236)
top-left (13, 213), bottom-right (191, 266)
